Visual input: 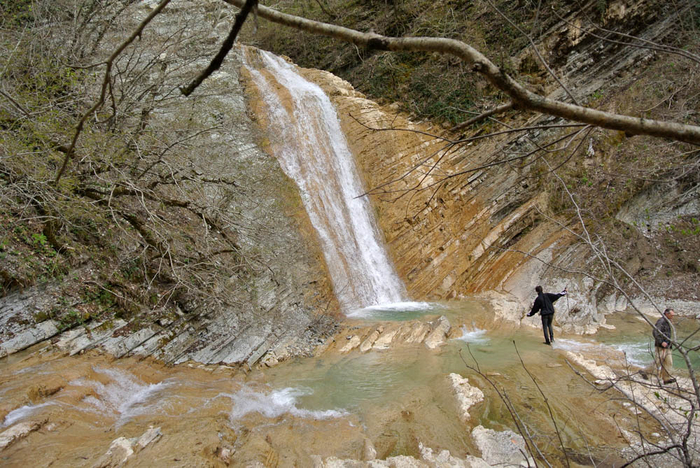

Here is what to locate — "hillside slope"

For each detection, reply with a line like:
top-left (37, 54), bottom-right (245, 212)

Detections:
top-left (0, 0), bottom-right (338, 364)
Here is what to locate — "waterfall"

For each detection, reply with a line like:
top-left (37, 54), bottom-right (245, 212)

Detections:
top-left (243, 49), bottom-right (406, 311)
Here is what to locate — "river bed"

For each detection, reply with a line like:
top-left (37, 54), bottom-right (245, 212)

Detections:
top-left (1, 299), bottom-right (697, 466)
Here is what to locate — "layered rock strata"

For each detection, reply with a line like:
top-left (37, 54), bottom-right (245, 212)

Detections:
top-left (316, 315), bottom-right (453, 360)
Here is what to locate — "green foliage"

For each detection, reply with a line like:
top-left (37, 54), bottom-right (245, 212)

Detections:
top-left (120, 259), bottom-right (144, 282)
top-left (31, 233), bottom-right (47, 247)
top-left (414, 78), bottom-right (475, 122)
top-left (83, 286), bottom-right (116, 308)
top-left (595, 0), bottom-right (608, 19)
top-left (1, 0), bottom-right (34, 27)
top-left (33, 310), bottom-right (50, 323)
top-left (57, 308), bottom-right (88, 332)
top-left (680, 218), bottom-right (700, 236)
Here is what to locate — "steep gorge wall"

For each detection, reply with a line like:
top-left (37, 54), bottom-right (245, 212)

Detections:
top-left (0, 0), bottom-right (339, 365)
top-left (305, 68), bottom-right (588, 327)
top-left (293, 0), bottom-right (700, 334)
top-left (2, 0), bottom-right (697, 367)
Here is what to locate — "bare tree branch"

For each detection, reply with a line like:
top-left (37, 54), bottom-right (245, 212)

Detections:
top-left (513, 341), bottom-right (571, 468)
top-left (449, 102), bottom-right (514, 133)
top-left (180, 0), bottom-right (258, 96)
top-left (460, 347), bottom-right (543, 467)
top-left (223, 0), bottom-right (700, 144)
top-left (0, 89), bottom-right (32, 117)
top-left (54, 0), bottom-right (174, 186)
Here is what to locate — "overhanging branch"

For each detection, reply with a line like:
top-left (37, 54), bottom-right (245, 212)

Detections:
top-left (222, 0), bottom-right (700, 145)
top-left (180, 0), bottom-right (258, 96)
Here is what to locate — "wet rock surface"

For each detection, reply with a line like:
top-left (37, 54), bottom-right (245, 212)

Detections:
top-left (1, 307), bottom-right (697, 468)
top-left (471, 426), bottom-right (530, 467)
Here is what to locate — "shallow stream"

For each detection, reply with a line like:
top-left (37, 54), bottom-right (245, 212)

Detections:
top-left (1, 300), bottom-right (698, 466)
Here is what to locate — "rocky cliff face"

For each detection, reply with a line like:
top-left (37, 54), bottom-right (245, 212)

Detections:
top-left (294, 0), bottom-right (700, 334)
top-left (0, 0), bottom-right (339, 365)
top-left (304, 66), bottom-right (603, 333)
top-left (314, 76), bottom-right (698, 334)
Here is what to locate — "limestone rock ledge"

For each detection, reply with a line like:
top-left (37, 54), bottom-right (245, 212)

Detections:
top-left (448, 373), bottom-right (484, 422)
top-left (328, 316), bottom-right (453, 356)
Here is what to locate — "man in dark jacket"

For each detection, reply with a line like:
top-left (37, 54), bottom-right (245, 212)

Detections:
top-left (527, 285), bottom-right (567, 345)
top-left (649, 308), bottom-right (676, 384)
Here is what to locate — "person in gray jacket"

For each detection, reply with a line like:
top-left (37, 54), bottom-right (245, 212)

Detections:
top-left (527, 285), bottom-right (567, 345)
top-left (648, 308), bottom-right (676, 384)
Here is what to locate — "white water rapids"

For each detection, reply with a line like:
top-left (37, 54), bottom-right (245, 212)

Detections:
top-left (243, 49), bottom-right (406, 312)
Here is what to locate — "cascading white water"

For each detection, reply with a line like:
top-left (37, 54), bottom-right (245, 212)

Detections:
top-left (228, 385), bottom-right (348, 422)
top-left (71, 367), bottom-right (170, 428)
top-left (243, 49), bottom-right (406, 311)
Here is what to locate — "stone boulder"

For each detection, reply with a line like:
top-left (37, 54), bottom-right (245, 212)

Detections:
top-left (448, 374), bottom-right (484, 422)
top-left (423, 316), bottom-right (451, 349)
top-left (471, 425), bottom-right (532, 467)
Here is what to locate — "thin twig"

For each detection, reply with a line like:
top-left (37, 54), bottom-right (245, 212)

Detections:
top-left (459, 347), bottom-right (544, 466)
top-left (449, 102), bottom-right (514, 133)
top-left (513, 341), bottom-right (571, 468)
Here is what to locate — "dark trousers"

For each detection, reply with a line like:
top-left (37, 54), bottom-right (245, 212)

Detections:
top-left (541, 314), bottom-right (554, 343)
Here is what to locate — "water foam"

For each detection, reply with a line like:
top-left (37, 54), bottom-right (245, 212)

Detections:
top-left (1, 402), bottom-right (54, 428)
top-left (347, 301), bottom-right (438, 319)
top-left (454, 325), bottom-right (489, 344)
top-left (552, 338), bottom-right (653, 367)
top-left (228, 385), bottom-right (348, 422)
top-left (71, 367), bottom-right (169, 427)
top-left (551, 338), bottom-right (600, 353)
top-left (609, 341), bottom-right (654, 367)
